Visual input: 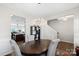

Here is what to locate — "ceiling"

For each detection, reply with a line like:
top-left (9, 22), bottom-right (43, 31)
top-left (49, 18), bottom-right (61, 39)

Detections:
top-left (1, 3), bottom-right (79, 18)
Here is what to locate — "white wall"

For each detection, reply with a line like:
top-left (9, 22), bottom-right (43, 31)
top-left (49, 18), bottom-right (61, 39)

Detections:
top-left (41, 25), bottom-right (57, 40)
top-left (48, 17), bottom-right (74, 43)
top-left (0, 6), bottom-right (12, 55)
top-left (0, 5), bottom-right (26, 55)
top-left (74, 15), bottom-right (79, 47)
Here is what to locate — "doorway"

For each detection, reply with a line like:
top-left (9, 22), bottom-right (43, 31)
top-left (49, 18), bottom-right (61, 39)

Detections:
top-left (11, 15), bottom-right (26, 42)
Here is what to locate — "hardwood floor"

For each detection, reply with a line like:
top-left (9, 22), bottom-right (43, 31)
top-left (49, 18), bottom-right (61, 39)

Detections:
top-left (57, 41), bottom-right (74, 50)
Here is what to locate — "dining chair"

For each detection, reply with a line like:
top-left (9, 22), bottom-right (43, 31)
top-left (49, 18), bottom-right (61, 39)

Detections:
top-left (10, 39), bottom-right (22, 56)
top-left (25, 35), bottom-right (34, 42)
top-left (47, 39), bottom-right (60, 56)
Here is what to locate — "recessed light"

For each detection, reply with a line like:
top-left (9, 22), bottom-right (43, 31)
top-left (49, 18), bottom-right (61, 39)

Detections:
top-left (37, 3), bottom-right (41, 5)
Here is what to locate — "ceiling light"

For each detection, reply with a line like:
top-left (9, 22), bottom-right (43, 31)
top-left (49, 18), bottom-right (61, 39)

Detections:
top-left (37, 3), bottom-right (41, 4)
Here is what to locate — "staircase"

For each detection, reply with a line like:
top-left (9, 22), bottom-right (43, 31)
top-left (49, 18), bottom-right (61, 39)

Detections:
top-left (40, 20), bottom-right (57, 40)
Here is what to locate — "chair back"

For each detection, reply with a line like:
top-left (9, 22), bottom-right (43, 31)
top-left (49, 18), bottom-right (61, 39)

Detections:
top-left (47, 39), bottom-right (60, 56)
top-left (10, 39), bottom-right (22, 56)
top-left (25, 35), bottom-right (34, 42)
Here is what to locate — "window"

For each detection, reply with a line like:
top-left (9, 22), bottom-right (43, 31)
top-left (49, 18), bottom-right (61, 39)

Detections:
top-left (11, 15), bottom-right (26, 33)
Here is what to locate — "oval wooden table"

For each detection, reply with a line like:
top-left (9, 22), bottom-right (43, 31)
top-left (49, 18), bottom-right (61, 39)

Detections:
top-left (20, 39), bottom-right (51, 56)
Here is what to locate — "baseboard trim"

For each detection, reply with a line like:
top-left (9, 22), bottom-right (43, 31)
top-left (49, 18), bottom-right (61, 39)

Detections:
top-left (60, 40), bottom-right (74, 44)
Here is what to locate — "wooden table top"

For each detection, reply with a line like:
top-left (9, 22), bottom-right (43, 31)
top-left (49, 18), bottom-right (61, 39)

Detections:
top-left (20, 39), bottom-right (51, 55)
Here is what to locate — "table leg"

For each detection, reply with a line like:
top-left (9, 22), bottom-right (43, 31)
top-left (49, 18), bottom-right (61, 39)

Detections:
top-left (45, 51), bottom-right (47, 56)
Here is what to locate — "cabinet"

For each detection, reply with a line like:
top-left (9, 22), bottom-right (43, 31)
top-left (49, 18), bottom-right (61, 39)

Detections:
top-left (11, 32), bottom-right (25, 42)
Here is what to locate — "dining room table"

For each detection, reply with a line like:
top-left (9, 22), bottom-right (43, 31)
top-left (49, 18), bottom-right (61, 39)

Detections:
top-left (20, 39), bottom-right (51, 56)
